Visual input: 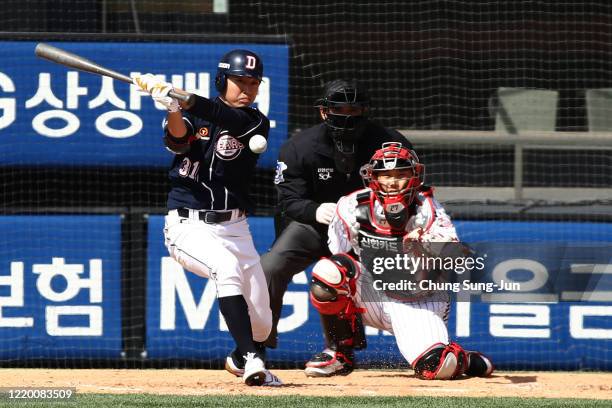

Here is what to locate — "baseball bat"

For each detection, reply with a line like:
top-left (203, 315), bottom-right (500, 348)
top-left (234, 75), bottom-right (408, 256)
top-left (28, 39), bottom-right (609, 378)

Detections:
top-left (34, 42), bottom-right (195, 105)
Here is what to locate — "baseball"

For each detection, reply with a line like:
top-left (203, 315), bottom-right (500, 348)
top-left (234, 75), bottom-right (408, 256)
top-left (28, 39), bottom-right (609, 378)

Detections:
top-left (249, 134), bottom-right (268, 154)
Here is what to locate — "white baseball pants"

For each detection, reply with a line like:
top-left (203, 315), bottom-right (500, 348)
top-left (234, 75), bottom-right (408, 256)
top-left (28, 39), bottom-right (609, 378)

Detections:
top-left (163, 210), bottom-right (272, 342)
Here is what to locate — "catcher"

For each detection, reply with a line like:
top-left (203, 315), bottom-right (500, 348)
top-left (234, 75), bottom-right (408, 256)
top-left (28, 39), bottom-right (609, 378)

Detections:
top-left (305, 142), bottom-right (494, 380)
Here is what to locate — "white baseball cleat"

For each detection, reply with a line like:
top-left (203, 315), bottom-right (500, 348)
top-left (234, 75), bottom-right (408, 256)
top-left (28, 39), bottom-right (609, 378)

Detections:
top-left (243, 352), bottom-right (267, 386)
top-left (225, 352), bottom-right (245, 377)
top-left (261, 370), bottom-right (283, 387)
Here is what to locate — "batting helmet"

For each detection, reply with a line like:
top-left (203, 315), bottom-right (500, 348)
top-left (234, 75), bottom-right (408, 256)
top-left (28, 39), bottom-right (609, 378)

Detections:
top-left (315, 79), bottom-right (370, 132)
top-left (214, 49), bottom-right (264, 93)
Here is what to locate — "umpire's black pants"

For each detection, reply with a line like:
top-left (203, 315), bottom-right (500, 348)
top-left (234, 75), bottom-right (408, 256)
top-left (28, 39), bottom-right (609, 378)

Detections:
top-left (261, 221), bottom-right (331, 348)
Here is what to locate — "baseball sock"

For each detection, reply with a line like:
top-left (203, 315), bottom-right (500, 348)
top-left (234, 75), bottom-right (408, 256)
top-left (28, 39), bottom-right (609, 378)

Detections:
top-left (254, 341), bottom-right (266, 361)
top-left (230, 343), bottom-right (265, 368)
top-left (218, 295), bottom-right (259, 359)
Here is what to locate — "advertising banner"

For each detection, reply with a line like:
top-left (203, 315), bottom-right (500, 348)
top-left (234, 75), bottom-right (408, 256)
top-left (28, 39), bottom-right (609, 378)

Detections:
top-left (0, 41), bottom-right (288, 168)
top-left (146, 217), bottom-right (612, 369)
top-left (0, 216), bottom-right (123, 359)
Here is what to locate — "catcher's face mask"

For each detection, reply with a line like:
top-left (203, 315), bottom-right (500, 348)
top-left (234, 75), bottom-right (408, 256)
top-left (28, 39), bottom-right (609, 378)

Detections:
top-left (360, 142), bottom-right (425, 231)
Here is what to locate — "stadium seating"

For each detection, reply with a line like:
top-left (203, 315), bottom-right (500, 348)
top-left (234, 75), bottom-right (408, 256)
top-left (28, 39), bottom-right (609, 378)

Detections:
top-left (491, 87), bottom-right (558, 133)
top-left (585, 88), bottom-right (612, 131)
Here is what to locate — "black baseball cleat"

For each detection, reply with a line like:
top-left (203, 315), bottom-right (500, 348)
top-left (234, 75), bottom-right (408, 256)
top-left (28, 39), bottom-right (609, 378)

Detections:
top-left (304, 348), bottom-right (354, 377)
top-left (465, 351), bottom-right (495, 377)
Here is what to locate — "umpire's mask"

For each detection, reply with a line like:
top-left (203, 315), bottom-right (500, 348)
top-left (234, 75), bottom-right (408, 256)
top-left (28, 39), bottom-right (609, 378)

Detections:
top-left (315, 79), bottom-right (370, 173)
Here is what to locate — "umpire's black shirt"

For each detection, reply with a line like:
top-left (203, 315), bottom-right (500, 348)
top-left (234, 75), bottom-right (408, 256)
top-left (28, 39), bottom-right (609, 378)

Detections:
top-left (274, 122), bottom-right (412, 234)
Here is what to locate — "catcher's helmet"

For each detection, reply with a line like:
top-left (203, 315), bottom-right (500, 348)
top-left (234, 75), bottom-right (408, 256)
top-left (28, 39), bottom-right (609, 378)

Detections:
top-left (215, 49), bottom-right (264, 93)
top-left (360, 142), bottom-right (424, 230)
top-left (315, 79), bottom-right (370, 131)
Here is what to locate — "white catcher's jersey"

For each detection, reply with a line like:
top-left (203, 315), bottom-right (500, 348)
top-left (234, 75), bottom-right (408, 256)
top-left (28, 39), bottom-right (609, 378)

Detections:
top-left (327, 187), bottom-right (458, 364)
top-left (328, 187), bottom-right (459, 256)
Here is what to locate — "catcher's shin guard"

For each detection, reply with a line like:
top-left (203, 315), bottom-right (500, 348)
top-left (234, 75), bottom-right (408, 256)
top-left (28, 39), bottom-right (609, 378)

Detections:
top-left (310, 254), bottom-right (367, 350)
top-left (412, 342), bottom-right (468, 380)
top-left (304, 313), bottom-right (365, 378)
top-left (319, 313), bottom-right (367, 352)
top-left (465, 351), bottom-right (495, 377)
top-left (309, 254), bottom-right (361, 315)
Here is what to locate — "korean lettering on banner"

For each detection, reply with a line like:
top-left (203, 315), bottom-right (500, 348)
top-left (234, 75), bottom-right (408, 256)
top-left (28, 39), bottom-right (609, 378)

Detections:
top-left (3, 62), bottom-right (271, 139)
top-left (0, 257), bottom-right (103, 336)
top-left (23, 72), bottom-right (212, 139)
top-left (452, 243), bottom-right (612, 341)
top-left (0, 42), bottom-right (287, 167)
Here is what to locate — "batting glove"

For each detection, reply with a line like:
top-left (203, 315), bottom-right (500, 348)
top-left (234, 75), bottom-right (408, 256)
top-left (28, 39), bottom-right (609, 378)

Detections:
top-left (133, 73), bottom-right (180, 113)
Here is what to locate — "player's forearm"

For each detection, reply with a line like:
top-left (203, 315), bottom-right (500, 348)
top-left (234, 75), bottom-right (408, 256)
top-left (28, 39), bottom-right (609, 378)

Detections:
top-left (166, 111), bottom-right (188, 139)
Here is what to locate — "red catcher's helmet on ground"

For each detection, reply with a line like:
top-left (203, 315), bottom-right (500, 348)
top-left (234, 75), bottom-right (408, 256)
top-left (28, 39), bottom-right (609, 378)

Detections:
top-left (215, 49), bottom-right (264, 93)
top-left (360, 142), bottom-right (424, 230)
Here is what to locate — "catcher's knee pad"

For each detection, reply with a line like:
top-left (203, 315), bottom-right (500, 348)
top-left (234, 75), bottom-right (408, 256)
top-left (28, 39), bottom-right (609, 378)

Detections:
top-left (413, 342), bottom-right (468, 380)
top-left (310, 253), bottom-right (359, 315)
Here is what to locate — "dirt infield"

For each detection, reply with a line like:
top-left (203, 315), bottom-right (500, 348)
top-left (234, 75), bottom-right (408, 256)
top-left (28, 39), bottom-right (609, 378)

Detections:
top-left (1, 369), bottom-right (611, 400)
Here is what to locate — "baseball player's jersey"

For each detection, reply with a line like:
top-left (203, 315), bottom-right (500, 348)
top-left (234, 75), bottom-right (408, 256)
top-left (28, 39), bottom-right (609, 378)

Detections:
top-left (328, 187), bottom-right (459, 256)
top-left (164, 96), bottom-right (269, 213)
top-left (327, 187), bottom-right (457, 364)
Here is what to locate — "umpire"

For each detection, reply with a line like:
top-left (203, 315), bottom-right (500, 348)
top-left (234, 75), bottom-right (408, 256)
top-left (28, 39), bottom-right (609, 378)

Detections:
top-left (262, 79), bottom-right (413, 349)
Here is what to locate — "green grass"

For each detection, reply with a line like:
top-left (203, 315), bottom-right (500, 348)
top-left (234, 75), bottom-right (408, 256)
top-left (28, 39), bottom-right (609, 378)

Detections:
top-left (1, 394), bottom-right (609, 408)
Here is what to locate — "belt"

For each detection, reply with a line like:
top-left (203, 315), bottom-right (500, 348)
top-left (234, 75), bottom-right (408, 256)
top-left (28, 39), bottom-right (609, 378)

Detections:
top-left (175, 208), bottom-right (245, 224)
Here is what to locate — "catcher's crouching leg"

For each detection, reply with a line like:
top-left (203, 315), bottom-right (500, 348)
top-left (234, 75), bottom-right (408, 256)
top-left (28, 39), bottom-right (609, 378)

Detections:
top-left (412, 342), bottom-right (468, 380)
top-left (305, 254), bottom-right (366, 377)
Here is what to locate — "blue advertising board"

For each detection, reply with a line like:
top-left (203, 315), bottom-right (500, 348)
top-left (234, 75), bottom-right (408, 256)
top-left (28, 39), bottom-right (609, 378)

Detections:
top-left (450, 220), bottom-right (612, 370)
top-left (0, 41), bottom-right (289, 168)
top-left (146, 217), bottom-right (612, 369)
top-left (0, 216), bottom-right (123, 359)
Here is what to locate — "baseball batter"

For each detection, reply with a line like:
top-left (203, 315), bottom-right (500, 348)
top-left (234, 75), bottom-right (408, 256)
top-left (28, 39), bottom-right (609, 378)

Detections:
top-left (305, 142), bottom-right (494, 379)
top-left (133, 49), bottom-right (281, 386)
